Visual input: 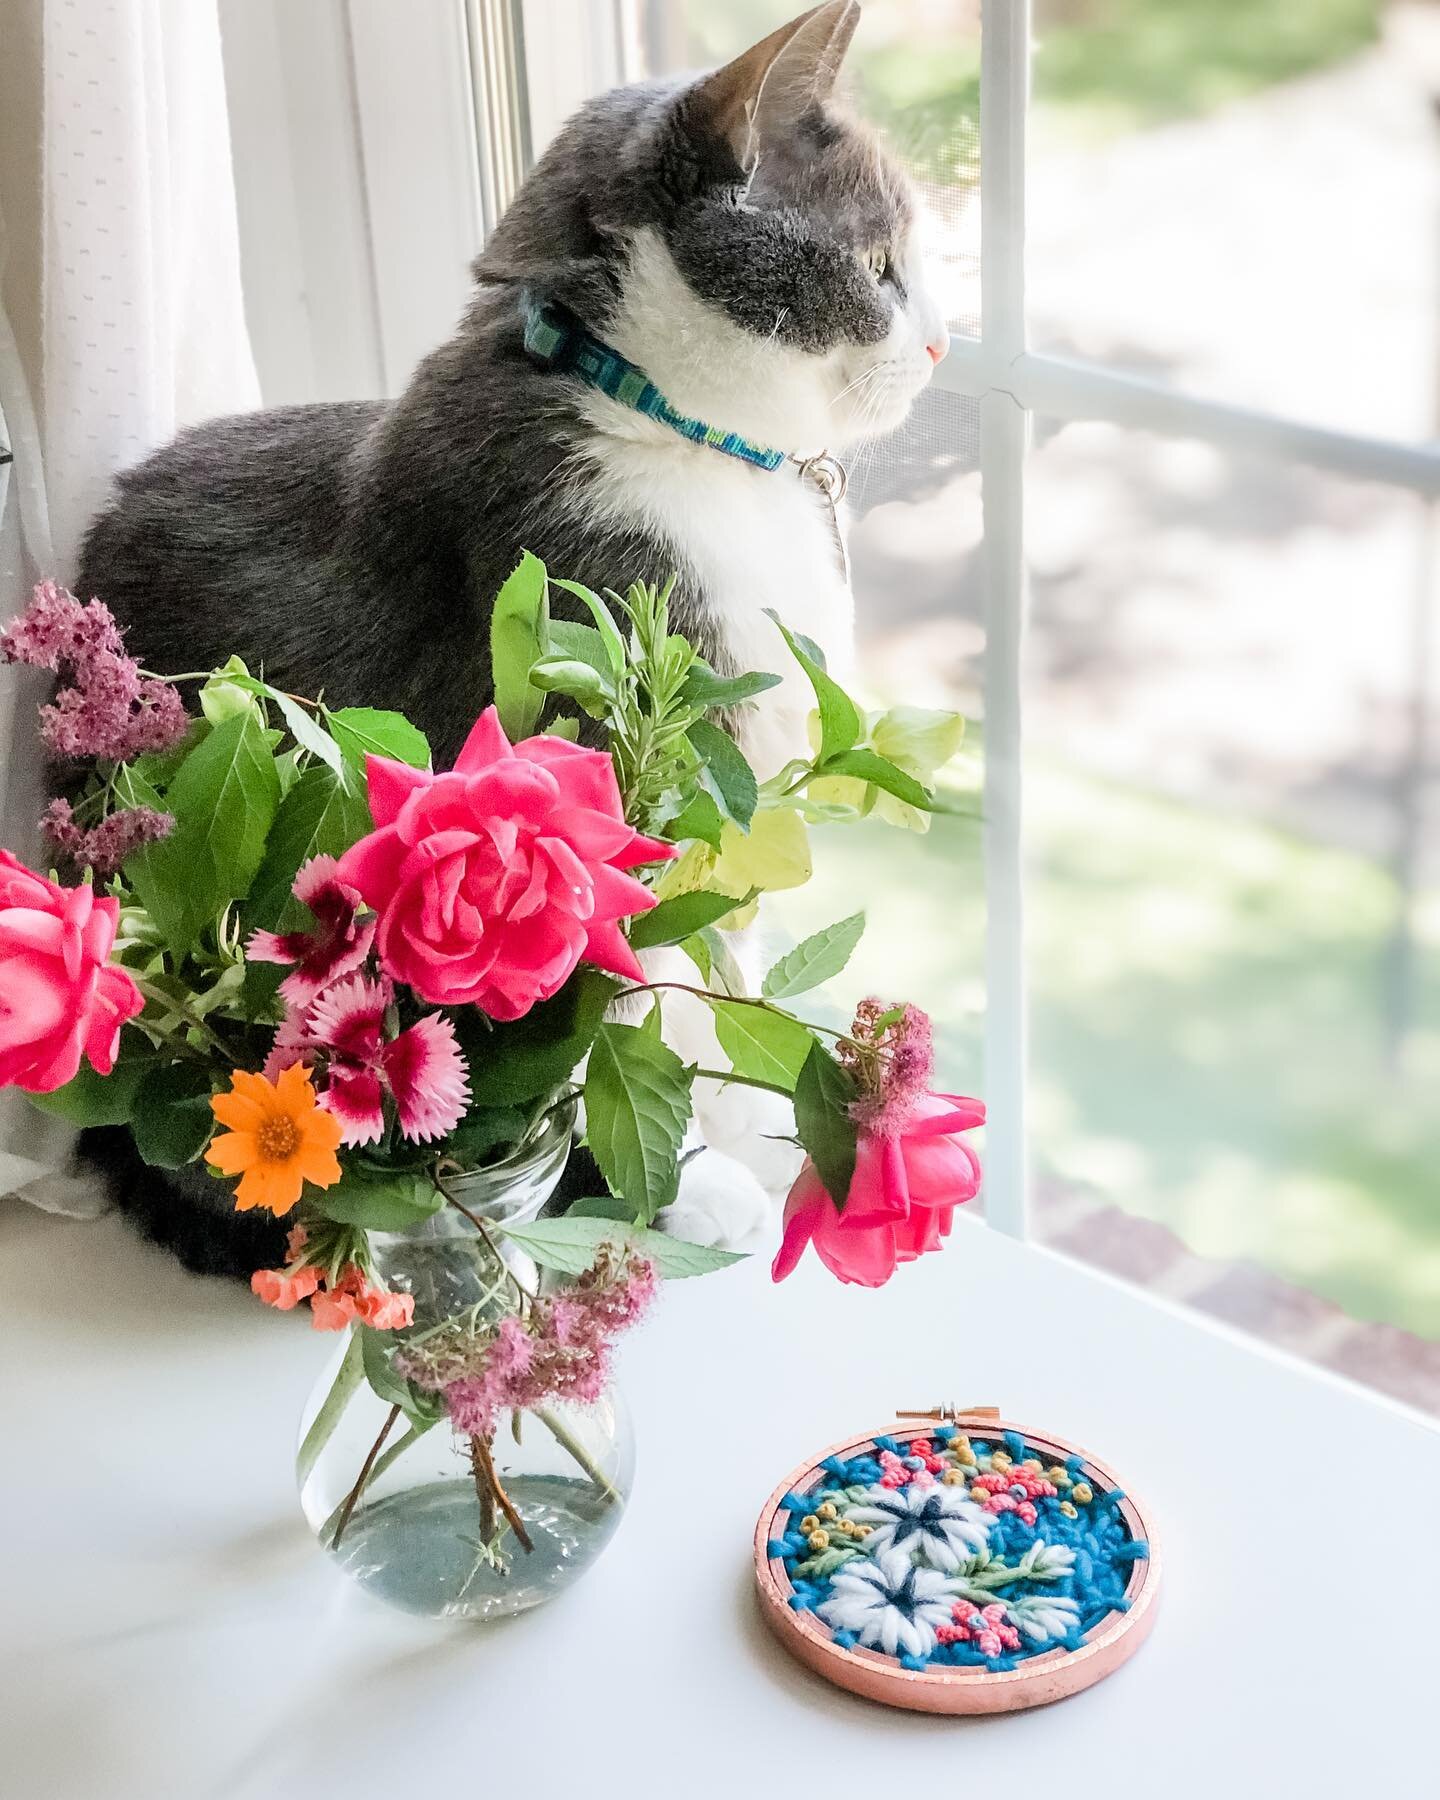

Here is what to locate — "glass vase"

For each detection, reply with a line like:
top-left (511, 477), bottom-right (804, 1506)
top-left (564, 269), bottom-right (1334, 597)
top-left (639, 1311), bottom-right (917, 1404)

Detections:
top-left (296, 1106), bottom-right (635, 1621)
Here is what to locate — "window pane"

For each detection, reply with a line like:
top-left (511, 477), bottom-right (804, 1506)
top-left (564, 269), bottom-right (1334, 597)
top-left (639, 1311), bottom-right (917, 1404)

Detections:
top-left (1030, 0), bottom-right (1440, 442)
top-left (1027, 416), bottom-right (1440, 1408)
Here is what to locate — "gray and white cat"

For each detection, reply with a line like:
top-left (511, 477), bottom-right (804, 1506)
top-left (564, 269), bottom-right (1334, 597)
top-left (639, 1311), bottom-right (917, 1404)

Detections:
top-left (78, 0), bottom-right (947, 1271)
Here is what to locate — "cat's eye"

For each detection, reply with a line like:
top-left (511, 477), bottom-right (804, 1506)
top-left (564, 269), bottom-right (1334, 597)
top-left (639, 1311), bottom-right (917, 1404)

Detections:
top-left (863, 246), bottom-right (890, 283)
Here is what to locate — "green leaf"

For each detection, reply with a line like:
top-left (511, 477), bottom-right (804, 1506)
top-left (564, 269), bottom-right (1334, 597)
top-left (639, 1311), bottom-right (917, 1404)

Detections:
top-left (550, 577), bottom-right (626, 675)
top-left (564, 1193), bottom-right (634, 1221)
top-left (132, 1062), bottom-right (217, 1169)
top-left (707, 1000), bottom-right (816, 1091)
top-left (679, 665), bottom-right (784, 711)
top-left (26, 1056), bottom-right (150, 1127)
top-left (666, 789), bottom-right (726, 850)
top-left (359, 1326), bottom-right (444, 1420)
top-left (461, 969), bottom-right (617, 1107)
top-left (491, 550), bottom-right (551, 739)
top-left (529, 656), bottom-right (610, 717)
top-left (697, 925), bottom-right (745, 995)
top-left (762, 912), bottom-right (866, 1001)
top-left (445, 1103), bottom-right (531, 1162)
top-left (628, 887), bottom-right (749, 950)
top-left (245, 763), bottom-right (372, 934)
top-left (677, 933), bottom-right (712, 983)
top-left (112, 760), bottom-right (166, 819)
top-left (266, 690), bottom-right (350, 789)
top-left (819, 747), bottom-right (937, 811)
top-left (325, 706), bottom-right (431, 772)
top-left (766, 609), bottom-right (863, 760)
top-left (793, 1042), bottom-right (859, 1209)
top-left (545, 716), bottom-right (581, 742)
top-left (583, 1023), bottom-right (693, 1221)
top-left (687, 717), bottom-right (758, 830)
top-left (498, 1214), bottom-right (744, 1278)
top-left (316, 1169), bottom-right (443, 1230)
top-left (126, 712), bottom-right (282, 956)
top-left (545, 620), bottom-right (614, 682)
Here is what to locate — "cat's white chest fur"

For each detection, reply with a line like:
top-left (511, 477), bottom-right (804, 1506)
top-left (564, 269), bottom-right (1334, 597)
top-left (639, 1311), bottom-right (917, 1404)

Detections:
top-left (571, 404), bottom-right (853, 779)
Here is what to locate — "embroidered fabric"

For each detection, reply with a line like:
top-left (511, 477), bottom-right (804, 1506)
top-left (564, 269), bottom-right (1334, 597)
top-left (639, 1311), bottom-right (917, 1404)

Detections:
top-left (767, 1428), bottom-right (1149, 1674)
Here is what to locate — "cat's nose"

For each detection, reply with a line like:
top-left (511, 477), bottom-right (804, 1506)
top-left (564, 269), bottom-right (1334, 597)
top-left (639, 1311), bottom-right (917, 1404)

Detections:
top-left (926, 336), bottom-right (949, 366)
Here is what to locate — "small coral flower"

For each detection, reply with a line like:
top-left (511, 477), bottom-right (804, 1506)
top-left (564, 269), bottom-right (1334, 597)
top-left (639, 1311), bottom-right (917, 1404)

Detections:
top-left (208, 1063), bottom-right (344, 1214)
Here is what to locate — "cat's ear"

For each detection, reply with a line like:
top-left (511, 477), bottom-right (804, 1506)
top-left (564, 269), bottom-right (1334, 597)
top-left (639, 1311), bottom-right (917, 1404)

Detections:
top-left (693, 0), bottom-right (861, 174)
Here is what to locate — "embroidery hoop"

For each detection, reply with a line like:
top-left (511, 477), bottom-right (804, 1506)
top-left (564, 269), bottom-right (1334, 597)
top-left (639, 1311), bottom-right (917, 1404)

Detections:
top-left (752, 1409), bottom-right (1161, 1714)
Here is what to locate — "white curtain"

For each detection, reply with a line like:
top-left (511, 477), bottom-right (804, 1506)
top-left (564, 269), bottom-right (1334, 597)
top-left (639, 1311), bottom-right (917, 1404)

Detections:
top-left (0, 0), bottom-right (259, 1215)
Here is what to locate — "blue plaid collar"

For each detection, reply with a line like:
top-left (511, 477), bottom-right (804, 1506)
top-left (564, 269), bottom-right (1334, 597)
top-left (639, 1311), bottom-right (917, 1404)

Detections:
top-left (520, 294), bottom-right (787, 472)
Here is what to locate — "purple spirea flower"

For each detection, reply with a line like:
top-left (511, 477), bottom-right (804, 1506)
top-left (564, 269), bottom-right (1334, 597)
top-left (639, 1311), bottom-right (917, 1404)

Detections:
top-left (844, 998), bottom-right (937, 1137)
top-left (42, 796), bottom-right (174, 877)
top-left (5, 582), bottom-right (190, 762)
top-left (395, 1248), bottom-right (658, 1439)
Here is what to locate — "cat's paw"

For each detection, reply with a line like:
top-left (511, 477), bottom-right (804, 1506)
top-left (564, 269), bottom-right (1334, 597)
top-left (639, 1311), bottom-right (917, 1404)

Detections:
top-left (657, 1144), bottom-right (775, 1253)
top-left (693, 1076), bottom-right (804, 1200)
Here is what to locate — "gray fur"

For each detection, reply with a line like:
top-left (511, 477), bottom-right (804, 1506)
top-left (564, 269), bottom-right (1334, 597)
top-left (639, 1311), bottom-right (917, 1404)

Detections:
top-left (79, 39), bottom-right (914, 766)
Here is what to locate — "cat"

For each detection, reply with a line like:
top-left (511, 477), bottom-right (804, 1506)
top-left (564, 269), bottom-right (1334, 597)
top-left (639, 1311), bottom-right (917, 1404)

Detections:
top-left (75, 0), bottom-right (948, 1275)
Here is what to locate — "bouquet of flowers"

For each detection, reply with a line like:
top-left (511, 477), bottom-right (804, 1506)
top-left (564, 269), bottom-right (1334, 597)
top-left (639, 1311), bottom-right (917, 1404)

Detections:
top-left (1, 559), bottom-right (984, 1581)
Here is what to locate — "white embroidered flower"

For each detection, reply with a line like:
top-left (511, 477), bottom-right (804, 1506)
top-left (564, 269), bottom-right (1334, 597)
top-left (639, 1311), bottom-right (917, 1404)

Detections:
top-left (846, 1482), bottom-right (994, 1571)
top-left (1008, 1592), bottom-right (1082, 1644)
top-left (1010, 1539), bottom-right (1076, 1582)
top-left (816, 1548), bottom-right (958, 1659)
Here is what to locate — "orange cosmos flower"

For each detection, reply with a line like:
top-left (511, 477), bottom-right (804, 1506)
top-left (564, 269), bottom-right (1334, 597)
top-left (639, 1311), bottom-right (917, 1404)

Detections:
top-left (208, 1063), bottom-right (343, 1215)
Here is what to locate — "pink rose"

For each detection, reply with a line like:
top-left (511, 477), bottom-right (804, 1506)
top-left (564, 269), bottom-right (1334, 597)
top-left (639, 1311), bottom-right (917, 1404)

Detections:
top-left (336, 707), bottom-right (672, 1019)
top-left (773, 1093), bottom-right (985, 1287)
top-left (0, 849), bottom-right (144, 1093)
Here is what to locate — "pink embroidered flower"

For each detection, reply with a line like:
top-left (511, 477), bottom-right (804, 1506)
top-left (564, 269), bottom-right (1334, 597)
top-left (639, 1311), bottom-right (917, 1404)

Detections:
top-left (0, 851), bottom-right (144, 1093)
top-left (248, 855), bottom-right (376, 1008)
top-left (936, 1600), bottom-right (1021, 1657)
top-left (335, 706), bottom-right (673, 1019)
top-left (969, 1464), bottom-right (1057, 1527)
top-left (270, 972), bottom-right (470, 1147)
top-left (772, 1092), bottom-right (985, 1288)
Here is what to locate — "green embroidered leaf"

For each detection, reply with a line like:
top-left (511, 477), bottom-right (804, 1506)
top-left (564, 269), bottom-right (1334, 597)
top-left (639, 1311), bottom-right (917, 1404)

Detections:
top-left (628, 887), bottom-right (750, 950)
top-left (793, 1042), bottom-right (859, 1209)
top-left (679, 664), bottom-right (784, 711)
top-left (132, 1062), bottom-right (216, 1169)
top-left (498, 1213), bottom-right (744, 1278)
top-left (126, 711), bottom-right (281, 956)
top-left (461, 969), bottom-right (618, 1107)
top-left (765, 609), bottom-right (863, 761)
top-left (707, 1000), bottom-right (815, 1091)
top-left (687, 717), bottom-right (758, 829)
top-left (324, 706), bottom-right (431, 772)
top-left (819, 746), bottom-right (936, 811)
top-left (491, 550), bottom-right (551, 739)
top-left (761, 912), bottom-right (865, 1001)
top-left (583, 1022), bottom-right (693, 1221)
top-left (244, 763), bottom-right (373, 934)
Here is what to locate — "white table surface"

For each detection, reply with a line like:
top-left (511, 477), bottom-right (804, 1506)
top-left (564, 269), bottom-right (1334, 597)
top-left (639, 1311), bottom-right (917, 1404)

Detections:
top-left (3, 1199), bottom-right (1437, 1800)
